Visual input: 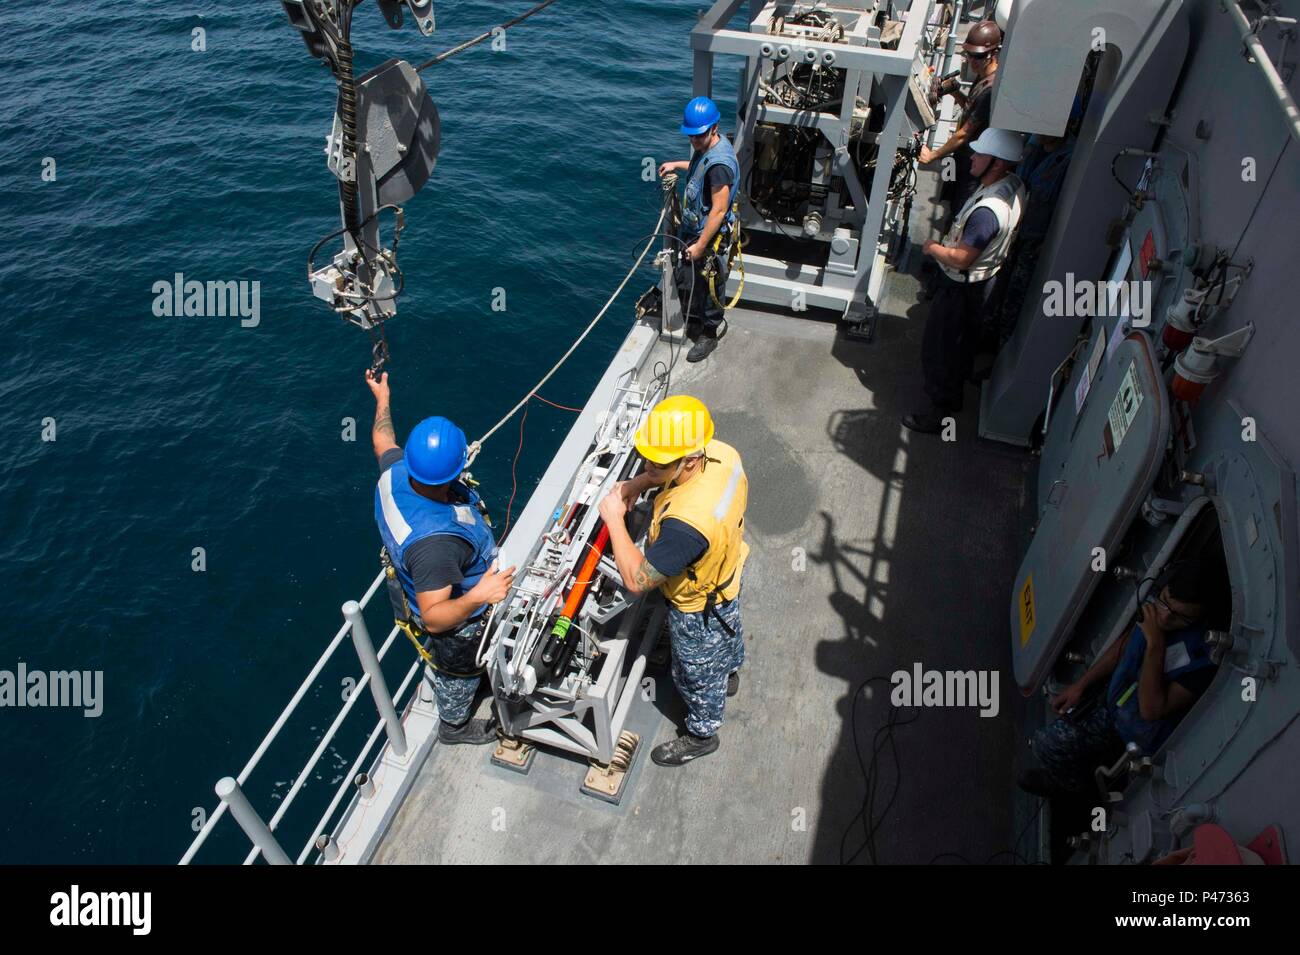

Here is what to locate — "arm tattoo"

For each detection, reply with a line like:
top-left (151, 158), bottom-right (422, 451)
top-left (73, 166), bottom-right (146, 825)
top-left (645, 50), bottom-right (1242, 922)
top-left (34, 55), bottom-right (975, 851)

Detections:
top-left (633, 559), bottom-right (667, 592)
top-left (374, 406), bottom-right (395, 440)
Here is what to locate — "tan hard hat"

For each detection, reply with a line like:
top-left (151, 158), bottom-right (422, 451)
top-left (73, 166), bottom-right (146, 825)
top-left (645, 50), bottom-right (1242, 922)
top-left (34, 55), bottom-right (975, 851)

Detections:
top-left (963, 19), bottom-right (1003, 55)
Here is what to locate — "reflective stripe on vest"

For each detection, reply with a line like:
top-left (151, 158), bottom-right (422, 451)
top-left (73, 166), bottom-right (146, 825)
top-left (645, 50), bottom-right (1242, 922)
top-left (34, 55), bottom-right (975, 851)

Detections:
top-left (938, 172), bottom-right (1026, 283)
top-left (681, 137), bottom-right (739, 241)
top-left (648, 440), bottom-right (750, 613)
top-left (374, 456), bottom-right (498, 628)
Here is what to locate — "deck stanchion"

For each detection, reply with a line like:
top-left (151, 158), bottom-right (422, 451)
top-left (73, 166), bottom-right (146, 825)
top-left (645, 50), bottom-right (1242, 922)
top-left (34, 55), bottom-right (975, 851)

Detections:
top-left (216, 777), bottom-right (292, 865)
top-left (343, 600), bottom-right (408, 757)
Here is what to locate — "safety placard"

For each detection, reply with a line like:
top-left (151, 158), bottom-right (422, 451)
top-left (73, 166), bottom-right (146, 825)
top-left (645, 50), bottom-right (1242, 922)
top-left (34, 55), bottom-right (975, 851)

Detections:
top-left (1018, 574), bottom-right (1036, 647)
top-left (1074, 326), bottom-right (1106, 415)
top-left (1105, 360), bottom-right (1143, 455)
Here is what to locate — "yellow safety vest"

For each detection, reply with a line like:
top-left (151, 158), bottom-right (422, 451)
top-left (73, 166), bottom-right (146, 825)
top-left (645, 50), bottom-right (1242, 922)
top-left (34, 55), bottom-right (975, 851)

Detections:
top-left (648, 440), bottom-right (749, 613)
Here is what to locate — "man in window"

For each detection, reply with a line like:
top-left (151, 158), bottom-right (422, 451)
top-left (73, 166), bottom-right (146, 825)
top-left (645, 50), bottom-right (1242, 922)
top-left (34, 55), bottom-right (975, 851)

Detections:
top-left (1019, 559), bottom-right (1223, 796)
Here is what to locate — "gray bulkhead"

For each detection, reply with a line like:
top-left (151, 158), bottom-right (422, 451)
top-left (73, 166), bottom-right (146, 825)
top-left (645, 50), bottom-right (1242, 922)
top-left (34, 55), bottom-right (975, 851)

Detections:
top-left (990, 0), bottom-right (1300, 861)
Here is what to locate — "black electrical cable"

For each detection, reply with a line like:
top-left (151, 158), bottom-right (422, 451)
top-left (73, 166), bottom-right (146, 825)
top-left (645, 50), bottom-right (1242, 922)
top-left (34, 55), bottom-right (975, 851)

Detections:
top-left (414, 0), bottom-right (559, 72)
top-left (1229, 135), bottom-right (1289, 263)
top-left (331, 2), bottom-right (362, 235)
top-left (630, 228), bottom-right (694, 395)
top-left (306, 204), bottom-right (407, 307)
top-left (1110, 151), bottom-right (1141, 197)
top-left (1205, 251), bottom-right (1229, 317)
top-left (628, 156), bottom-right (721, 393)
top-left (839, 676), bottom-right (920, 865)
top-left (840, 676), bottom-right (1057, 865)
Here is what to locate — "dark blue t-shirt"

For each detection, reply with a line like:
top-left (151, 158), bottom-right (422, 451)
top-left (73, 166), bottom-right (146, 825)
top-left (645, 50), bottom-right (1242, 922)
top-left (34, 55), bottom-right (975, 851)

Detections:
top-left (959, 206), bottom-right (999, 253)
top-left (644, 518), bottom-right (708, 577)
top-left (704, 163), bottom-right (733, 194)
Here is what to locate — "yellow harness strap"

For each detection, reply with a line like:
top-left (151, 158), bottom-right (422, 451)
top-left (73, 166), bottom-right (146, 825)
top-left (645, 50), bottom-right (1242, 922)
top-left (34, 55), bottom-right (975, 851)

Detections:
top-left (395, 617), bottom-right (486, 679)
top-left (705, 203), bottom-right (745, 310)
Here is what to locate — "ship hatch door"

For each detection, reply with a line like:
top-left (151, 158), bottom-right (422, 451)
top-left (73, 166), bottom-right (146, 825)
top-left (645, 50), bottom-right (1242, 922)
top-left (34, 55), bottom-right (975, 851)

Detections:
top-left (1012, 332), bottom-right (1170, 693)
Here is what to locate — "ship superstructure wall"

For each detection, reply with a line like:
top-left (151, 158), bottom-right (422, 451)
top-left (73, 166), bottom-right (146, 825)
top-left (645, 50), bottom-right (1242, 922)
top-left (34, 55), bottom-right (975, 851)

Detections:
top-left (989, 0), bottom-right (1300, 862)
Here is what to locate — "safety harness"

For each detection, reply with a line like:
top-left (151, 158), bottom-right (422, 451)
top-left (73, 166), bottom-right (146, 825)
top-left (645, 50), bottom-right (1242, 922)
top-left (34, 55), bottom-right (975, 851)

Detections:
top-left (380, 545), bottom-right (487, 679)
top-left (686, 565), bottom-right (739, 637)
top-left (701, 203), bottom-right (746, 311)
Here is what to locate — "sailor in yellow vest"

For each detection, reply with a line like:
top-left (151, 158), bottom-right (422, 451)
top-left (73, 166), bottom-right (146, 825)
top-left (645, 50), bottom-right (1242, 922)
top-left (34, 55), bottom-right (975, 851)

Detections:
top-left (904, 127), bottom-right (1027, 434)
top-left (597, 396), bottom-right (748, 766)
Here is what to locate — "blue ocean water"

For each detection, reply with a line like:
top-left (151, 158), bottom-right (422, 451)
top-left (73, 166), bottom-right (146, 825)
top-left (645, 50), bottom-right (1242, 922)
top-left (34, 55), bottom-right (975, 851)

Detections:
top-left (0, 0), bottom-right (734, 863)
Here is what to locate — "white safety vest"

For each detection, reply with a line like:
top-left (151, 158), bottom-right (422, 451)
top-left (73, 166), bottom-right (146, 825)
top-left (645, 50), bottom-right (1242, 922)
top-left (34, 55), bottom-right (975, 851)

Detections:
top-left (939, 173), bottom-right (1026, 283)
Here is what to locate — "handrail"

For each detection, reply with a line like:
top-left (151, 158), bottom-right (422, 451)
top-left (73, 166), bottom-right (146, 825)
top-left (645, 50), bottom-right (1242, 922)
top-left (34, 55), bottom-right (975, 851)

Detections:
top-left (242, 622), bottom-right (402, 864)
top-left (179, 569), bottom-right (389, 865)
top-left (298, 653), bottom-right (424, 863)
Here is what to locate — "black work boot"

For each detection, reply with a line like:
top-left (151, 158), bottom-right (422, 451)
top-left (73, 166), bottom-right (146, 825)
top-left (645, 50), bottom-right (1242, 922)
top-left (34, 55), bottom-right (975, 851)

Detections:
top-left (901, 411), bottom-right (946, 434)
top-left (651, 732), bottom-right (719, 766)
top-left (687, 318), bottom-right (727, 363)
top-left (727, 671), bottom-right (740, 698)
top-left (686, 335), bottom-right (719, 363)
top-left (439, 714), bottom-right (498, 746)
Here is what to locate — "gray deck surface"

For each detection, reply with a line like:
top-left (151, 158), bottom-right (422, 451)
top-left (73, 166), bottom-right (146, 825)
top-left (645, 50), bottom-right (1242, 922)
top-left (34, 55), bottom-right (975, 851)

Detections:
top-left (376, 181), bottom-right (1036, 865)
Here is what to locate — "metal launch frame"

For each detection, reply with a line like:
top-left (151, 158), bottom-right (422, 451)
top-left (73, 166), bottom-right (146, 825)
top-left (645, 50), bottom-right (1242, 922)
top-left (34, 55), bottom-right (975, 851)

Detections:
top-left (480, 368), bottom-right (666, 777)
top-left (688, 0), bottom-right (942, 334)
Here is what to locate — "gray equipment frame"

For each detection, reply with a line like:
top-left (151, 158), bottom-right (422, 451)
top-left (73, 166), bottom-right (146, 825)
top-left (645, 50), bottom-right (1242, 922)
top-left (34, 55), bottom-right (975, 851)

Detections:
top-left (483, 352), bottom-right (667, 769)
top-left (687, 0), bottom-right (939, 331)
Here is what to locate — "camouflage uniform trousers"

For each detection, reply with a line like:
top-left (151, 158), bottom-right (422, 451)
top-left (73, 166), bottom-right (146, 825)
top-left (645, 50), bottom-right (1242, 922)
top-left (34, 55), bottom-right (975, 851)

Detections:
top-left (1029, 700), bottom-right (1124, 793)
top-left (667, 593), bottom-right (745, 737)
top-left (428, 616), bottom-right (485, 726)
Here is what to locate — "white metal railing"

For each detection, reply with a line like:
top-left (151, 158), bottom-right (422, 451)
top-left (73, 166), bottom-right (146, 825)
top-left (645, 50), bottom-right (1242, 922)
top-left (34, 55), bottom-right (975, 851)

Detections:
top-left (179, 569), bottom-right (423, 865)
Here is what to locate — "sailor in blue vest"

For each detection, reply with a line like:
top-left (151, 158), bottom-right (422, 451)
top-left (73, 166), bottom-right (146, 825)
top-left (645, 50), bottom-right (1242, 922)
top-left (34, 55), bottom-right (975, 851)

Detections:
top-left (658, 96), bottom-right (740, 363)
top-left (366, 370), bottom-right (517, 745)
top-left (1019, 559), bottom-right (1223, 796)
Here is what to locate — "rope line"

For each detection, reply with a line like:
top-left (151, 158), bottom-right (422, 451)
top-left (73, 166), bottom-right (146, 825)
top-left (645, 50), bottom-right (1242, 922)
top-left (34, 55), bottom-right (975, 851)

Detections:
top-left (466, 205), bottom-right (667, 465)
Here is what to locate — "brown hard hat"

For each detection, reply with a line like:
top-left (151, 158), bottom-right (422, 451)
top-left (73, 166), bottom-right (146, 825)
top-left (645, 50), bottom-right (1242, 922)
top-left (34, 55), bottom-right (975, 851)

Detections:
top-left (962, 19), bottom-right (1003, 55)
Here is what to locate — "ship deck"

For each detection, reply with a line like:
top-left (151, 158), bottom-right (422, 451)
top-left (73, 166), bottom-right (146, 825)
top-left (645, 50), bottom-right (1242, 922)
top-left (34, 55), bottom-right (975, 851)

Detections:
top-left (376, 184), bottom-right (1039, 865)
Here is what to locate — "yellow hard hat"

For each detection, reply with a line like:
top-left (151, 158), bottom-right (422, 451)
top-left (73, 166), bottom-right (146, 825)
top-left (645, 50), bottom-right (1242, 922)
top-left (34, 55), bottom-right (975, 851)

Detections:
top-left (635, 395), bottom-right (715, 464)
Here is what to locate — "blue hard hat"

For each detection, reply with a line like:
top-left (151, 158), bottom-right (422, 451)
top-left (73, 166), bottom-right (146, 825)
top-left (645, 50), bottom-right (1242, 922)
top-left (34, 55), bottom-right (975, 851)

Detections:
top-left (405, 416), bottom-right (468, 486)
top-left (680, 96), bottom-right (721, 135)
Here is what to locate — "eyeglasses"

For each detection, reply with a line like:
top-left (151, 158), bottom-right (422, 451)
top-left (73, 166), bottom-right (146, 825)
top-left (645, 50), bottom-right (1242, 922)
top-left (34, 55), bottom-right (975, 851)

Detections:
top-left (965, 50), bottom-right (992, 60)
top-left (1151, 590), bottom-right (1198, 629)
top-left (639, 455), bottom-right (679, 470)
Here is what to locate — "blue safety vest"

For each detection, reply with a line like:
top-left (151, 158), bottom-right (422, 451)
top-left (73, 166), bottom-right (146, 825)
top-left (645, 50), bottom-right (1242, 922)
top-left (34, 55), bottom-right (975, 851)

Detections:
top-left (375, 454), bottom-right (498, 629)
top-left (1107, 623), bottom-right (1214, 753)
top-left (681, 137), bottom-right (739, 242)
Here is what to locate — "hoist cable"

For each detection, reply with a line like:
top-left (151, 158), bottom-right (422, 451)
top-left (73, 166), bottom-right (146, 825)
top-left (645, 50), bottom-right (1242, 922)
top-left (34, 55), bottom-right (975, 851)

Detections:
top-left (414, 0), bottom-right (560, 72)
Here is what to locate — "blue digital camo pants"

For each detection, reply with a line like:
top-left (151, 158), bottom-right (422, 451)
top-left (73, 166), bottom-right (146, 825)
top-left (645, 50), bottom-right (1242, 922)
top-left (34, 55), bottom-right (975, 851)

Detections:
top-left (1029, 702), bottom-right (1124, 793)
top-left (430, 616), bottom-right (484, 726)
top-left (668, 594), bottom-right (745, 737)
